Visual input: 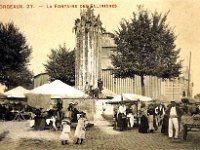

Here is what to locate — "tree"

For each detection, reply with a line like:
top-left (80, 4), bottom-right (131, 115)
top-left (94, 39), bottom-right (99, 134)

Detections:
top-left (0, 22), bottom-right (33, 88)
top-left (44, 44), bottom-right (75, 86)
top-left (111, 6), bottom-right (182, 95)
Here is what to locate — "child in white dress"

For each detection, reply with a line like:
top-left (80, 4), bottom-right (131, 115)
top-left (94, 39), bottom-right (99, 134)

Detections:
top-left (60, 119), bottom-right (71, 145)
top-left (74, 112), bottom-right (88, 144)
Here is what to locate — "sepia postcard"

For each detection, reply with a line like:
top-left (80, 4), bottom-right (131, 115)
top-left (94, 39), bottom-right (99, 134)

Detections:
top-left (0, 0), bottom-right (200, 149)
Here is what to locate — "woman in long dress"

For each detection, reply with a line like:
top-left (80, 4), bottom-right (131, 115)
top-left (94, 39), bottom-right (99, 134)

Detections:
top-left (74, 112), bottom-right (87, 144)
top-left (138, 110), bottom-right (149, 133)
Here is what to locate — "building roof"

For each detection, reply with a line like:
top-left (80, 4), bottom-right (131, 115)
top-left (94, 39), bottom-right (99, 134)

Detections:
top-left (33, 72), bottom-right (48, 78)
top-left (107, 93), bottom-right (152, 104)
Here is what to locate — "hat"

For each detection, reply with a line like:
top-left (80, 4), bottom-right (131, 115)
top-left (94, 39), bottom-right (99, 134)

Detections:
top-left (62, 119), bottom-right (70, 125)
top-left (79, 112), bottom-right (86, 118)
top-left (69, 102), bottom-right (78, 105)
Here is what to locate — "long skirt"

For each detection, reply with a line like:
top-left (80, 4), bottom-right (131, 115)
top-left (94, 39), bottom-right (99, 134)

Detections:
top-left (117, 113), bottom-right (126, 131)
top-left (161, 115), bottom-right (169, 135)
top-left (74, 126), bottom-right (86, 139)
top-left (139, 115), bottom-right (149, 133)
top-left (148, 115), bottom-right (154, 131)
top-left (60, 132), bottom-right (70, 141)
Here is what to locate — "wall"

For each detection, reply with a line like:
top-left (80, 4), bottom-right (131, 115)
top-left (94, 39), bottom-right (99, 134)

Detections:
top-left (33, 73), bottom-right (50, 88)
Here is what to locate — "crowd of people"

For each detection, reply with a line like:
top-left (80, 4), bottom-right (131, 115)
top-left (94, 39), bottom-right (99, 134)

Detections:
top-left (33, 101), bottom-right (89, 145)
top-left (113, 101), bottom-right (165, 132)
top-left (161, 101), bottom-right (200, 139)
top-left (32, 103), bottom-right (64, 131)
top-left (0, 99), bottom-right (90, 145)
top-left (138, 102), bottom-right (165, 133)
top-left (1, 98), bottom-right (199, 144)
top-left (112, 100), bottom-right (200, 140)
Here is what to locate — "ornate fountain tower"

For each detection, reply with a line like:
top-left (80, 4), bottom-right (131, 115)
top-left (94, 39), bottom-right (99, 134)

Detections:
top-left (74, 9), bottom-right (103, 93)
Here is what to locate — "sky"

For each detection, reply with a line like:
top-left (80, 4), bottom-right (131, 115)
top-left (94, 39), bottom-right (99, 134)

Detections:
top-left (1, 0), bottom-right (200, 95)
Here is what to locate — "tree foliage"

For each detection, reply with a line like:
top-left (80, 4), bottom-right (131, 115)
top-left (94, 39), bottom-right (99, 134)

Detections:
top-left (111, 6), bottom-right (182, 95)
top-left (44, 44), bottom-right (75, 86)
top-left (0, 22), bottom-right (33, 88)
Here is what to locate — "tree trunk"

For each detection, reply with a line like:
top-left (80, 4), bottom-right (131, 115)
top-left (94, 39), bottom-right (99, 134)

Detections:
top-left (141, 75), bottom-right (145, 96)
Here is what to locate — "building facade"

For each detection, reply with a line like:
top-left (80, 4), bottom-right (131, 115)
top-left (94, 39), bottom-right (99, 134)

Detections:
top-left (33, 73), bottom-right (50, 88)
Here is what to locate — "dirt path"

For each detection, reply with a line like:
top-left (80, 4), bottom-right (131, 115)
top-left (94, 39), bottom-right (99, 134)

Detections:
top-left (0, 121), bottom-right (60, 140)
top-left (94, 100), bottom-right (120, 135)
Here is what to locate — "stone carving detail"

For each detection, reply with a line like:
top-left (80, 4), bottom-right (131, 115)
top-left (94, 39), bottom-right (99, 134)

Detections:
top-left (74, 8), bottom-right (104, 96)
